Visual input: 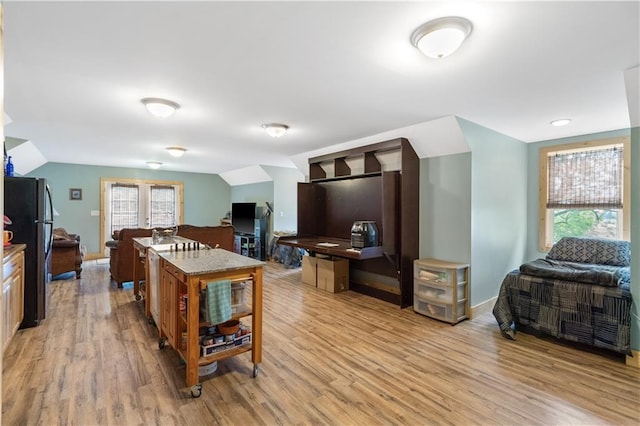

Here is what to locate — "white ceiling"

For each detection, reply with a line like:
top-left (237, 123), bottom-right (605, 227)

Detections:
top-left (4, 1), bottom-right (639, 175)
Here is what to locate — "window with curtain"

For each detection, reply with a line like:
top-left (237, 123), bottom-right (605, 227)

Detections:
top-left (539, 137), bottom-right (629, 251)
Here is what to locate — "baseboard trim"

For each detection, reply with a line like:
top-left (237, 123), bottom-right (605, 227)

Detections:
top-left (626, 350), bottom-right (640, 368)
top-left (85, 252), bottom-right (105, 261)
top-left (470, 296), bottom-right (497, 320)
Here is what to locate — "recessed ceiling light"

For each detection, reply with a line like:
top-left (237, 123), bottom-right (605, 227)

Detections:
top-left (550, 118), bottom-right (572, 127)
top-left (166, 146), bottom-right (187, 157)
top-left (261, 123), bottom-right (289, 138)
top-left (141, 98), bottom-right (180, 118)
top-left (146, 161), bottom-right (162, 169)
top-left (411, 17), bottom-right (473, 59)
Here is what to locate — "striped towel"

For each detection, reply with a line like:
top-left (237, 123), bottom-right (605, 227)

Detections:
top-left (206, 280), bottom-right (232, 325)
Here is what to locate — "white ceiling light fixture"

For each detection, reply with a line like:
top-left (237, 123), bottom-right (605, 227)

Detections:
top-left (411, 17), bottom-right (473, 59)
top-left (166, 146), bottom-right (187, 157)
top-left (146, 161), bottom-right (162, 169)
top-left (262, 123), bottom-right (289, 138)
top-left (141, 97), bottom-right (180, 118)
top-left (550, 118), bottom-right (572, 127)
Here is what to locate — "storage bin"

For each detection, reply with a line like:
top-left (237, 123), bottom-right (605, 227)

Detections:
top-left (414, 297), bottom-right (466, 323)
top-left (414, 281), bottom-right (466, 302)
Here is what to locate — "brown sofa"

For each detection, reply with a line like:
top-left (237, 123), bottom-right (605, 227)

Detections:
top-left (51, 228), bottom-right (84, 279)
top-left (106, 224), bottom-right (234, 287)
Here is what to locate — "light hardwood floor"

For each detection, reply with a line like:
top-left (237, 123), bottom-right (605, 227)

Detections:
top-left (2, 260), bottom-right (639, 425)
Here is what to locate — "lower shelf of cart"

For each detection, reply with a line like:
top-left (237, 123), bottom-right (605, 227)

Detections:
top-left (199, 342), bottom-right (252, 365)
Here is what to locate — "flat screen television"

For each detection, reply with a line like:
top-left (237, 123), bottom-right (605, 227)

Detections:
top-left (232, 202), bottom-right (256, 235)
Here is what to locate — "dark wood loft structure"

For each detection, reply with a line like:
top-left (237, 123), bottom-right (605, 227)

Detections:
top-left (280, 138), bottom-right (419, 307)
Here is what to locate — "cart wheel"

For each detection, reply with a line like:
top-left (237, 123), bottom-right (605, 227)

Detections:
top-left (135, 294), bottom-right (142, 301)
top-left (190, 384), bottom-right (202, 398)
top-left (252, 365), bottom-right (259, 378)
top-left (158, 338), bottom-right (166, 349)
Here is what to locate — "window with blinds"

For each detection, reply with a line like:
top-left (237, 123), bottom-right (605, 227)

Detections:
top-left (110, 184), bottom-right (140, 234)
top-left (539, 137), bottom-right (629, 251)
top-left (102, 179), bottom-right (183, 255)
top-left (150, 185), bottom-right (176, 228)
top-left (547, 147), bottom-right (623, 209)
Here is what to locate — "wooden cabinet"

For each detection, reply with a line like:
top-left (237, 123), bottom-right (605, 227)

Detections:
top-left (413, 259), bottom-right (469, 324)
top-left (291, 137), bottom-right (419, 308)
top-left (3, 245), bottom-right (25, 352)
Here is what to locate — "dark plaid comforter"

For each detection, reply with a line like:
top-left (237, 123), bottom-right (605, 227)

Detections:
top-left (493, 270), bottom-right (632, 355)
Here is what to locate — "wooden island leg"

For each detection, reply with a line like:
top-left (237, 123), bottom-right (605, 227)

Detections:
top-left (252, 268), bottom-right (263, 367)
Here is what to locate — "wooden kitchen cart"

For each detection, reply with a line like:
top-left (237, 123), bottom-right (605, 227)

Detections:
top-left (156, 248), bottom-right (263, 398)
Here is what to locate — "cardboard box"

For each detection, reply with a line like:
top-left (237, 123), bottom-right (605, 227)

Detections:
top-left (317, 258), bottom-right (349, 293)
top-left (302, 256), bottom-right (317, 286)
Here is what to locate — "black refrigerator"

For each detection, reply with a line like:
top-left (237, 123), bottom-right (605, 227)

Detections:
top-left (4, 177), bottom-right (54, 328)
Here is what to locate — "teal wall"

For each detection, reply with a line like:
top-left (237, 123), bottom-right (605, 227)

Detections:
top-left (421, 119), bottom-right (527, 307)
top-left (457, 118), bottom-right (529, 306)
top-left (631, 126), bottom-right (639, 352)
top-left (230, 181), bottom-right (275, 239)
top-left (262, 165), bottom-right (304, 233)
top-left (525, 128), bottom-right (631, 260)
top-left (419, 152), bottom-right (472, 265)
top-left (27, 162), bottom-right (231, 254)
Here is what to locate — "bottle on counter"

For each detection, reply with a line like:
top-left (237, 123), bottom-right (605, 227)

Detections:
top-left (5, 156), bottom-right (14, 177)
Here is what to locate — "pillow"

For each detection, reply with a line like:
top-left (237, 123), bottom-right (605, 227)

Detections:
top-left (53, 228), bottom-right (71, 240)
top-left (546, 237), bottom-right (631, 266)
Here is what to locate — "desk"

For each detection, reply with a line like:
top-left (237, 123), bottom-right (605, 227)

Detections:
top-left (157, 247), bottom-right (263, 397)
top-left (277, 236), bottom-right (384, 260)
top-left (132, 236), bottom-right (196, 318)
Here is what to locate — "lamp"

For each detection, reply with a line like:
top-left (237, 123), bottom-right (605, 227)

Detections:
top-left (146, 161), bottom-right (162, 169)
top-left (166, 146), bottom-right (187, 157)
top-left (141, 98), bottom-right (180, 118)
top-left (411, 17), bottom-right (473, 59)
top-left (261, 123), bottom-right (289, 138)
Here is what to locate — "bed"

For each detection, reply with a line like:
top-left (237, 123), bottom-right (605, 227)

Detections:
top-left (493, 237), bottom-right (632, 355)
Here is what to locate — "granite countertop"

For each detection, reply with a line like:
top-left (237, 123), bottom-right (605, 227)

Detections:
top-left (158, 247), bottom-right (264, 276)
top-left (133, 236), bottom-right (196, 251)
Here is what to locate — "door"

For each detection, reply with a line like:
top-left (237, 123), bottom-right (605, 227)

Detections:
top-left (102, 180), bottom-right (183, 257)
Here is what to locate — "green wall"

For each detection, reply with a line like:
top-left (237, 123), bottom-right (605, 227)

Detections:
top-left (262, 165), bottom-right (304, 233)
top-left (27, 162), bottom-right (231, 254)
top-left (420, 152), bottom-right (472, 265)
top-left (420, 119), bottom-right (528, 307)
top-left (457, 118), bottom-right (529, 306)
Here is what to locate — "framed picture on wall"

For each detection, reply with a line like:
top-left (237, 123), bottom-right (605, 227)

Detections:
top-left (69, 188), bottom-right (82, 200)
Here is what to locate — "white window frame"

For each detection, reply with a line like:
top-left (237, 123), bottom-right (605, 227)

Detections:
top-left (538, 136), bottom-right (630, 251)
top-left (100, 178), bottom-right (184, 256)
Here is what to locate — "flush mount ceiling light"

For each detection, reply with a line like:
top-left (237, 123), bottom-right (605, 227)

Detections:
top-left (146, 161), bottom-right (162, 169)
top-left (261, 123), bottom-right (289, 138)
top-left (411, 17), bottom-right (473, 59)
top-left (550, 118), bottom-right (572, 127)
top-left (141, 97), bottom-right (180, 118)
top-left (166, 146), bottom-right (187, 157)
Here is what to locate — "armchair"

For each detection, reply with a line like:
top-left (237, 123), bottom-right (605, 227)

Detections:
top-left (106, 224), bottom-right (234, 288)
top-left (51, 228), bottom-right (84, 279)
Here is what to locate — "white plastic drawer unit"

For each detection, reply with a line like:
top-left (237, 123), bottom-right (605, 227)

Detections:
top-left (413, 258), bottom-right (469, 324)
